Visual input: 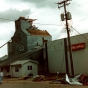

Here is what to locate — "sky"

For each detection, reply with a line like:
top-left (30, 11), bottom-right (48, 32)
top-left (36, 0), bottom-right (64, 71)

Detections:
top-left (0, 0), bottom-right (88, 57)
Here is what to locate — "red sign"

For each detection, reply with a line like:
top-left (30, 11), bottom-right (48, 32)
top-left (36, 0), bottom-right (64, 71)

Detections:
top-left (71, 43), bottom-right (85, 51)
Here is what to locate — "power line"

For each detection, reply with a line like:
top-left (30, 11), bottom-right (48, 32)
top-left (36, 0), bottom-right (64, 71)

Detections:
top-left (34, 23), bottom-right (63, 26)
top-left (0, 40), bottom-right (11, 49)
top-left (0, 17), bottom-right (63, 26)
top-left (0, 18), bottom-right (14, 21)
top-left (71, 26), bottom-right (88, 41)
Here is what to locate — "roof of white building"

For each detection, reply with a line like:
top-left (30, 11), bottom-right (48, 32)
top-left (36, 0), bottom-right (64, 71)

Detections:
top-left (0, 47), bottom-right (42, 67)
top-left (0, 55), bottom-right (8, 61)
top-left (11, 60), bottom-right (38, 66)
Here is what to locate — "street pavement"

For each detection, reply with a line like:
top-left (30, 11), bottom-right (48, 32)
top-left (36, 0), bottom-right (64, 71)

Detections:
top-left (0, 78), bottom-right (88, 88)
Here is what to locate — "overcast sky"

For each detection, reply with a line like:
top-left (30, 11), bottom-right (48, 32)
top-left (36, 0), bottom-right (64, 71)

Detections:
top-left (0, 0), bottom-right (88, 57)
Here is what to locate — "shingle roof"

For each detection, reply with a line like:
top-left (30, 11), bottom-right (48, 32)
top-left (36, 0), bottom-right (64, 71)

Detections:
top-left (17, 17), bottom-right (36, 22)
top-left (11, 60), bottom-right (38, 66)
top-left (26, 29), bottom-right (51, 36)
top-left (0, 47), bottom-right (43, 67)
top-left (0, 55), bottom-right (8, 61)
top-left (11, 60), bottom-right (29, 65)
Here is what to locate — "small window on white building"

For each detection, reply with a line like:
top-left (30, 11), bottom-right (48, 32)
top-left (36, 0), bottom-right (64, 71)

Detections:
top-left (28, 65), bottom-right (32, 70)
top-left (15, 66), bottom-right (19, 72)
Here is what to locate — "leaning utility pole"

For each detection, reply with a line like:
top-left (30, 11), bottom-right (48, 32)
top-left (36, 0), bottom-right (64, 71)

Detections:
top-left (56, 0), bottom-right (74, 77)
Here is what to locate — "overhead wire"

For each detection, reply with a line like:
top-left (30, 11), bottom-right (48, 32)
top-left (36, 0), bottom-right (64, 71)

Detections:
top-left (0, 16), bottom-right (88, 48)
top-left (0, 17), bottom-right (63, 26)
top-left (0, 17), bottom-right (63, 49)
top-left (71, 26), bottom-right (88, 47)
top-left (71, 26), bottom-right (88, 42)
top-left (0, 18), bottom-right (14, 21)
top-left (71, 27), bottom-right (83, 43)
top-left (0, 40), bottom-right (11, 49)
top-left (34, 23), bottom-right (63, 26)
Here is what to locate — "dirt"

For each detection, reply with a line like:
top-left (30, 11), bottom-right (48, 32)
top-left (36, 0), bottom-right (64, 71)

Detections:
top-left (0, 77), bottom-right (88, 88)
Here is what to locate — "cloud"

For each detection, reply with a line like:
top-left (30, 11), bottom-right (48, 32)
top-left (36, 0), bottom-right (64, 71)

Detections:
top-left (0, 44), bottom-right (7, 57)
top-left (27, 0), bottom-right (57, 8)
top-left (8, 0), bottom-right (58, 8)
top-left (0, 22), bottom-right (15, 40)
top-left (0, 8), bottom-right (31, 22)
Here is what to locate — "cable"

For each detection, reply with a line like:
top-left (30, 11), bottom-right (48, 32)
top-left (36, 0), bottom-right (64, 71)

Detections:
top-left (34, 23), bottom-right (63, 26)
top-left (71, 28), bottom-right (84, 43)
top-left (71, 26), bottom-right (88, 42)
top-left (0, 40), bottom-right (11, 48)
top-left (0, 17), bottom-right (63, 26)
top-left (0, 18), bottom-right (14, 21)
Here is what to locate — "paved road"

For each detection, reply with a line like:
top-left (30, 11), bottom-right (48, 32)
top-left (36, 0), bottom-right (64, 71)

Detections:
top-left (1, 77), bottom-right (88, 88)
top-left (0, 81), bottom-right (88, 88)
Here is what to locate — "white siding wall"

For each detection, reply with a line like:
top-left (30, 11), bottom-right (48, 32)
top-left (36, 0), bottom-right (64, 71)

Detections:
top-left (22, 62), bottom-right (38, 76)
top-left (0, 61), bottom-right (38, 77)
top-left (11, 66), bottom-right (22, 77)
top-left (0, 68), bottom-right (10, 77)
top-left (32, 63), bottom-right (38, 76)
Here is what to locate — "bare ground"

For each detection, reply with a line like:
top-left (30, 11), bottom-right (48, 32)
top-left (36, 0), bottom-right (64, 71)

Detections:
top-left (0, 77), bottom-right (88, 88)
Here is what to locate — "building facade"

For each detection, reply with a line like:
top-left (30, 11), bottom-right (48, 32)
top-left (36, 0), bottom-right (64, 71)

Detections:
top-left (11, 60), bottom-right (38, 77)
top-left (0, 17), bottom-right (52, 77)
top-left (47, 33), bottom-right (88, 75)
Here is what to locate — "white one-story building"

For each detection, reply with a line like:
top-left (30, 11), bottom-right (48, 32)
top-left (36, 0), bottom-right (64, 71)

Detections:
top-left (0, 60), bottom-right (38, 77)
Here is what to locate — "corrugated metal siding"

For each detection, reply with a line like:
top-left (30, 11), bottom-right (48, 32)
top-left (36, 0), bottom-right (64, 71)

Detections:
top-left (48, 33), bottom-right (88, 75)
top-left (21, 20), bottom-right (31, 29)
top-left (43, 36), bottom-right (52, 41)
top-left (69, 33), bottom-right (88, 75)
top-left (27, 36), bottom-right (43, 51)
top-left (8, 42), bottom-right (13, 56)
top-left (47, 39), bottom-right (66, 73)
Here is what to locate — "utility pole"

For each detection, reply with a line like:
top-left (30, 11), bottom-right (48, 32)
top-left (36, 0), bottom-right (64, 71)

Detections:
top-left (64, 38), bottom-right (69, 76)
top-left (56, 0), bottom-right (74, 77)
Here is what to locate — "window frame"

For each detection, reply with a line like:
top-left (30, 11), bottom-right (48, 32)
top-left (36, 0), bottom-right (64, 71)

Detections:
top-left (15, 66), bottom-right (19, 72)
top-left (28, 65), bottom-right (32, 70)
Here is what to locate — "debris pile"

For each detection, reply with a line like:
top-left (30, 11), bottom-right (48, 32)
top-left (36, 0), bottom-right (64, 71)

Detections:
top-left (33, 75), bottom-right (46, 81)
top-left (18, 73), bottom-right (88, 86)
top-left (18, 76), bottom-right (31, 80)
top-left (78, 74), bottom-right (88, 85)
top-left (49, 73), bottom-right (88, 86)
